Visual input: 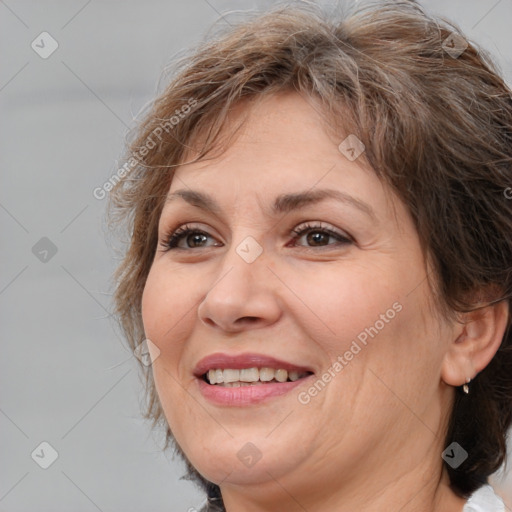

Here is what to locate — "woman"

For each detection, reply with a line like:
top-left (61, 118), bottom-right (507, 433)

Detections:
top-left (108, 2), bottom-right (512, 510)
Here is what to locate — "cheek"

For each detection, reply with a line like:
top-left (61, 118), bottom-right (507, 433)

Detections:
top-left (286, 259), bottom-right (441, 399)
top-left (141, 270), bottom-right (164, 341)
top-left (141, 264), bottom-right (192, 369)
top-left (141, 267), bottom-right (201, 440)
top-left (277, 261), bottom-right (401, 356)
top-left (347, 279), bottom-right (446, 414)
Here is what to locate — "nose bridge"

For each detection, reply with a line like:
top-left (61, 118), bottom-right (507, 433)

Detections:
top-left (197, 231), bottom-right (281, 331)
top-left (208, 232), bottom-right (267, 301)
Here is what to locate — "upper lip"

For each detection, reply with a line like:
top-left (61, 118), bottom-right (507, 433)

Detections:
top-left (193, 352), bottom-right (315, 377)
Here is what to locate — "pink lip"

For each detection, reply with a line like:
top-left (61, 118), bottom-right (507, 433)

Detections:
top-left (193, 352), bottom-right (313, 376)
top-left (197, 376), bottom-right (314, 406)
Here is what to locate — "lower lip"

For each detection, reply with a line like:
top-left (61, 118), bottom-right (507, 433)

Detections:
top-left (197, 376), bottom-right (314, 406)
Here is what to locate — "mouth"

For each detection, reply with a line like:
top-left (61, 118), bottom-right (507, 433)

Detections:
top-left (202, 367), bottom-right (313, 387)
top-left (193, 352), bottom-right (315, 405)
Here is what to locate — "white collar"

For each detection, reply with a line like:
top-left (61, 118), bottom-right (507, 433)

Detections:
top-left (464, 485), bottom-right (505, 512)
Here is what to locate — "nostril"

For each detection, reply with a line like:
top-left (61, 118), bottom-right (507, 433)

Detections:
top-left (201, 315), bottom-right (263, 331)
top-left (237, 316), bottom-right (260, 325)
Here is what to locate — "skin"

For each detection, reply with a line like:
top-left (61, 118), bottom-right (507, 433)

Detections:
top-left (141, 92), bottom-right (508, 511)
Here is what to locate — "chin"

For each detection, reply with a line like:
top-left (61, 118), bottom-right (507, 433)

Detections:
top-left (180, 433), bottom-right (303, 486)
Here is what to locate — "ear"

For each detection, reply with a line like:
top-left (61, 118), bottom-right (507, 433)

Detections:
top-left (441, 299), bottom-right (509, 387)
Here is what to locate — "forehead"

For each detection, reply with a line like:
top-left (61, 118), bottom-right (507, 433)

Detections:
top-left (159, 93), bottom-right (416, 249)
top-left (165, 92), bottom-right (401, 226)
top-left (172, 93), bottom-right (374, 189)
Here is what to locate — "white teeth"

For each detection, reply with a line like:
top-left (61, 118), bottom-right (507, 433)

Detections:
top-left (259, 367), bottom-right (275, 381)
top-left (205, 367), bottom-right (309, 385)
top-left (240, 367), bottom-right (259, 382)
top-left (288, 370), bottom-right (300, 382)
top-left (223, 369), bottom-right (240, 383)
top-left (275, 369), bottom-right (288, 382)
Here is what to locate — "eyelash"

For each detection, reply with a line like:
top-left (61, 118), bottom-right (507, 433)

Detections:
top-left (159, 222), bottom-right (352, 252)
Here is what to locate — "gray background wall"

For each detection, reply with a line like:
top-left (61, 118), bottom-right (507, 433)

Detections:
top-left (1, 1), bottom-right (511, 511)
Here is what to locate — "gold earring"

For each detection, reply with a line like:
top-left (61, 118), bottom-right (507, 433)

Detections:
top-left (463, 378), bottom-right (471, 394)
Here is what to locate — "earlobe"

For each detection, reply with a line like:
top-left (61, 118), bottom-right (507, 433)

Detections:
top-left (441, 300), bottom-right (509, 389)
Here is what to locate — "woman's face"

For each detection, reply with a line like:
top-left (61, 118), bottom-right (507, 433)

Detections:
top-left (141, 92), bottom-right (456, 498)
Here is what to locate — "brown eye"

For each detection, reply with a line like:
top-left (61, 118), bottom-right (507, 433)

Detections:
top-left (185, 232), bottom-right (209, 248)
top-left (305, 231), bottom-right (331, 246)
top-left (161, 225), bottom-right (221, 250)
top-left (290, 223), bottom-right (352, 248)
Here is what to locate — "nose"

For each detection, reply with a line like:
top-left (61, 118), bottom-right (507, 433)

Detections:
top-left (197, 243), bottom-right (282, 333)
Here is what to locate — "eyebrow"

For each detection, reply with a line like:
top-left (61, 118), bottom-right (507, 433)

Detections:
top-left (164, 188), bottom-right (376, 221)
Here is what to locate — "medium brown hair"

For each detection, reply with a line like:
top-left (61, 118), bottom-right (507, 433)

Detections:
top-left (107, 1), bottom-right (512, 509)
